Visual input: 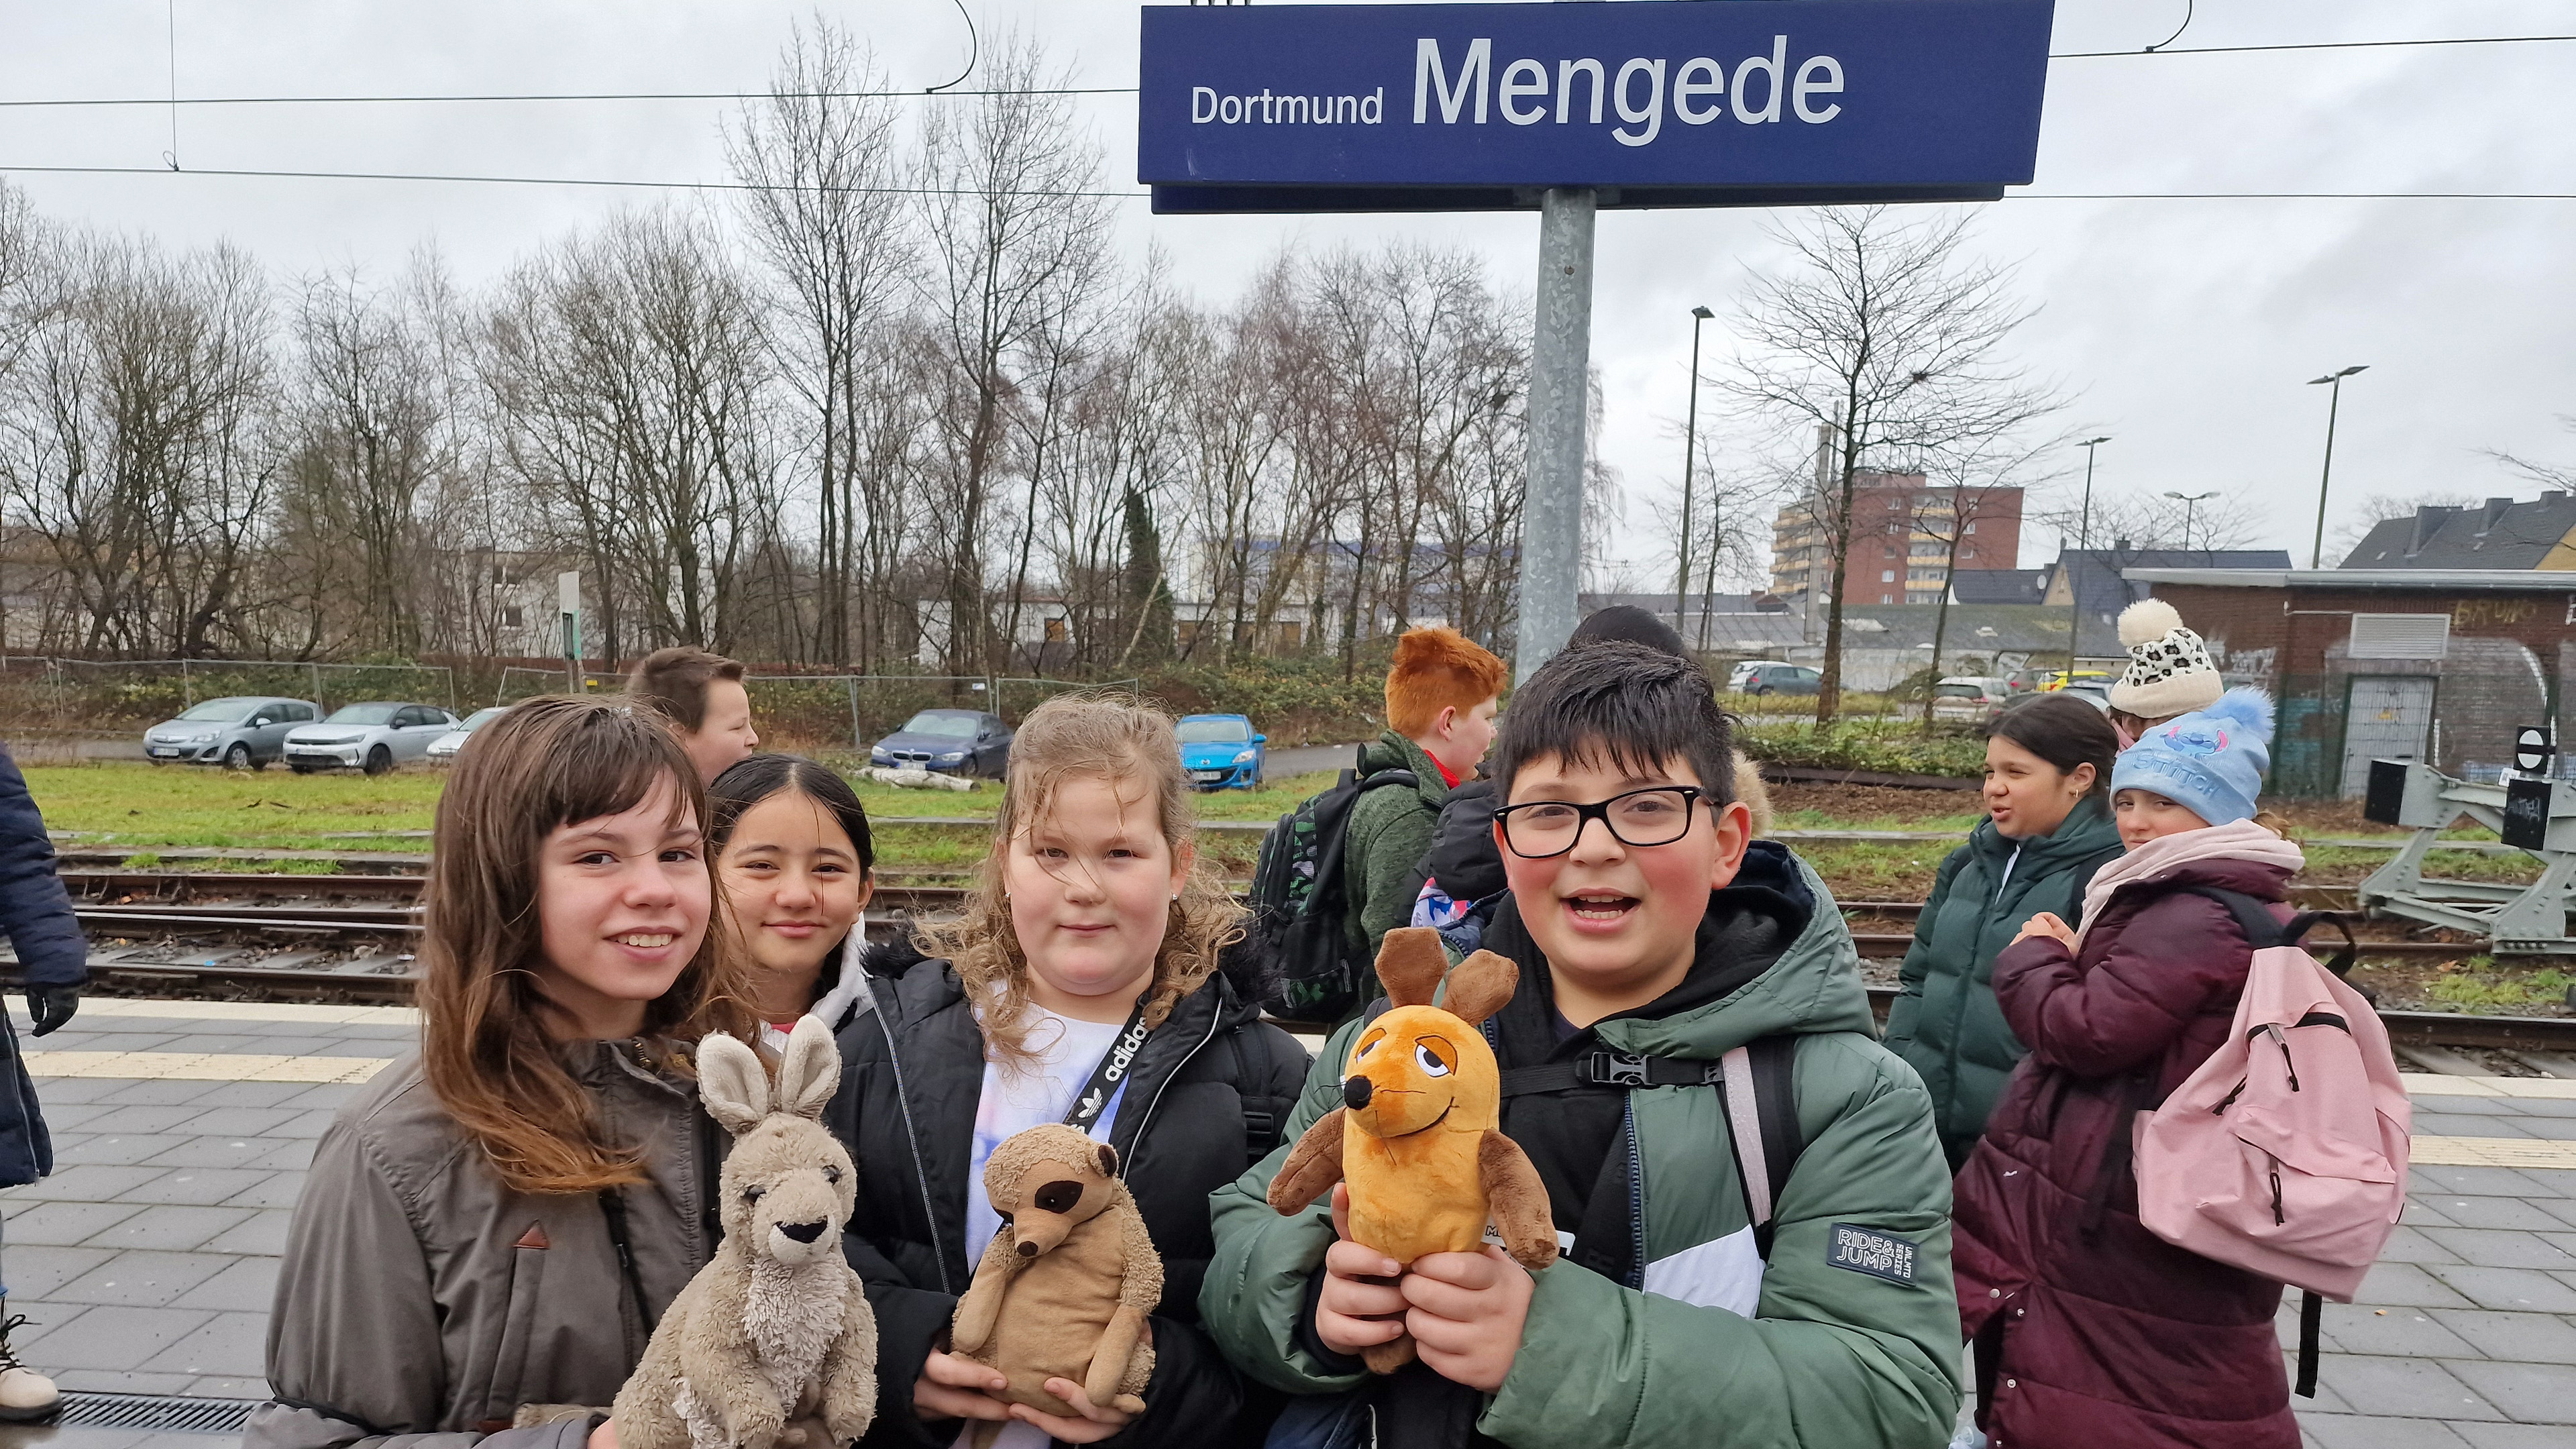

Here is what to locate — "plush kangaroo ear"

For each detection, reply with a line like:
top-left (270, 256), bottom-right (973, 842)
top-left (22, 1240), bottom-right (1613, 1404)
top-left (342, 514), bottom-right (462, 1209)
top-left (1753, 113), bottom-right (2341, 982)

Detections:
top-left (1376, 927), bottom-right (1449, 1008)
top-left (696, 1032), bottom-right (769, 1136)
top-left (775, 1017), bottom-right (842, 1120)
top-left (1094, 1142), bottom-right (1118, 1178)
top-left (1439, 951), bottom-right (1518, 1028)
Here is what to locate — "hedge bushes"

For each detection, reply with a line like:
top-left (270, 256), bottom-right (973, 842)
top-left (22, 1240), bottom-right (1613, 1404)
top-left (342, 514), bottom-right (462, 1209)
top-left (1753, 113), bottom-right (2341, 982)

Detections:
top-left (1735, 718), bottom-right (1987, 780)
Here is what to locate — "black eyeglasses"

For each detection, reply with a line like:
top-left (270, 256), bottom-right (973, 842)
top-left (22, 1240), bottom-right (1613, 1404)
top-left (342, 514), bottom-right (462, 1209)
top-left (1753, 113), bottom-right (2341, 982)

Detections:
top-left (1491, 786), bottom-right (1711, 859)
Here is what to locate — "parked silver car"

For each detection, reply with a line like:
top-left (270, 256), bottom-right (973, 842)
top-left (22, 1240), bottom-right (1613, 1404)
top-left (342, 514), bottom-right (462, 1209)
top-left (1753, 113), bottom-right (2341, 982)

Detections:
top-left (425, 706), bottom-right (511, 763)
top-left (284, 702), bottom-right (460, 775)
top-left (143, 696), bottom-right (321, 770)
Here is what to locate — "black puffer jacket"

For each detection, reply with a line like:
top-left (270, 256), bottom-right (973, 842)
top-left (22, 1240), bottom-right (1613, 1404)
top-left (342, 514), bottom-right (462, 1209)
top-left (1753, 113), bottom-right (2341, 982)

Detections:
top-left (828, 945), bottom-right (1311, 1449)
top-left (0, 743), bottom-right (83, 1188)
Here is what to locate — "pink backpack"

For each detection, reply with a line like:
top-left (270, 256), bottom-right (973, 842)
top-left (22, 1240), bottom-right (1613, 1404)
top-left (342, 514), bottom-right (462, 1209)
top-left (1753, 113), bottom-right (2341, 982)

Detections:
top-left (2132, 888), bottom-right (2412, 1393)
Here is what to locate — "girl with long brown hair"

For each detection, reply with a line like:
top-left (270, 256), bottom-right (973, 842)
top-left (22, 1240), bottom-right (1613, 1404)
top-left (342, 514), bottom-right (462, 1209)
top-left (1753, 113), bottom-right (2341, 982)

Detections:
top-left (824, 695), bottom-right (1309, 1449)
top-left (252, 697), bottom-right (757, 1449)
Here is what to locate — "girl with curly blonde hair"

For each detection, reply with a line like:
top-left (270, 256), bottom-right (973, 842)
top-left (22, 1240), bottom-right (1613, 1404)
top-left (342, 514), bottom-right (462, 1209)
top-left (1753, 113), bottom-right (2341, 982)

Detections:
top-left (825, 695), bottom-right (1311, 1449)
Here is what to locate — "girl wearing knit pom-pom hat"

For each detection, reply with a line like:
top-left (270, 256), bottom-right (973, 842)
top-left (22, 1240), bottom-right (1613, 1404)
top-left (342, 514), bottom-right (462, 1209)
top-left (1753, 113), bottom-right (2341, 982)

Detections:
top-left (2107, 598), bottom-right (2224, 746)
top-left (1947, 686), bottom-right (2307, 1449)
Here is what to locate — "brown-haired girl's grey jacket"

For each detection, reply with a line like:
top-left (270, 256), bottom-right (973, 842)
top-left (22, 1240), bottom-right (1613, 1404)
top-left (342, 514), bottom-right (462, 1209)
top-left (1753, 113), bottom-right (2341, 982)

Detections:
top-left (247, 1042), bottom-right (718, 1449)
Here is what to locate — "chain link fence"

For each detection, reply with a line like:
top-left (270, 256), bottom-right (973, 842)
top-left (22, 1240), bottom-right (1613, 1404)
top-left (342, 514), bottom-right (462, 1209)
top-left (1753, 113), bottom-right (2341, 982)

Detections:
top-left (494, 668), bottom-right (1138, 749)
top-left (0, 657), bottom-right (458, 734)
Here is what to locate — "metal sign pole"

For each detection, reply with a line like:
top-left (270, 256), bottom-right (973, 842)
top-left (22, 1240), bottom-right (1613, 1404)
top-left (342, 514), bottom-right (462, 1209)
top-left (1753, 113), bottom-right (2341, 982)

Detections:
top-left (1514, 185), bottom-right (1595, 683)
top-left (559, 571), bottom-right (582, 694)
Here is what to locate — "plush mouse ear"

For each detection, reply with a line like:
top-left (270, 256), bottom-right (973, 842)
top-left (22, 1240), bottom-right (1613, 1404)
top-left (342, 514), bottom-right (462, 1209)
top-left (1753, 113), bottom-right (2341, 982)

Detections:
top-left (696, 1032), bottom-right (769, 1136)
top-left (1440, 951), bottom-right (1519, 1027)
top-left (1376, 927), bottom-right (1449, 1008)
top-left (774, 1016), bottom-right (842, 1121)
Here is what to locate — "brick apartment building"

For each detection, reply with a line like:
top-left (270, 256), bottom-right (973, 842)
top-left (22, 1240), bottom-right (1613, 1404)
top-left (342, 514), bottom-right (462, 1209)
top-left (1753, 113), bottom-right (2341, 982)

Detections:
top-left (1768, 472), bottom-right (2025, 608)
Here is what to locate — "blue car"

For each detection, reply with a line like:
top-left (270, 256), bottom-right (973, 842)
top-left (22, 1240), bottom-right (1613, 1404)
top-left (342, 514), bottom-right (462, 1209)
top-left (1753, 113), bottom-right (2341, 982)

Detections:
top-left (1177, 714), bottom-right (1265, 790)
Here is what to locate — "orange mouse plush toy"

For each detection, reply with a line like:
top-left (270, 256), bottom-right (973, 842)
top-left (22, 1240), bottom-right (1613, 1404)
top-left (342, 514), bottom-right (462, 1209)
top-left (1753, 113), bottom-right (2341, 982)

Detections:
top-left (1265, 927), bottom-right (1556, 1373)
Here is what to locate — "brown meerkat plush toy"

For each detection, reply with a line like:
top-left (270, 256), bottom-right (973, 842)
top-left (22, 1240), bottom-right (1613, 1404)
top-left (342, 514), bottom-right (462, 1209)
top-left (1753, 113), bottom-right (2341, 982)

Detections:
top-left (947, 1123), bottom-right (1162, 1447)
top-left (1266, 927), bottom-right (1557, 1373)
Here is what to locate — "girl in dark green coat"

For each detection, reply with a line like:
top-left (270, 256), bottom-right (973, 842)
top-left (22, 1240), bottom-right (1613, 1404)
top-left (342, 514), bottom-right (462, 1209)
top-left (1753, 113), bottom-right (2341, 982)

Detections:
top-left (1882, 694), bottom-right (2122, 1167)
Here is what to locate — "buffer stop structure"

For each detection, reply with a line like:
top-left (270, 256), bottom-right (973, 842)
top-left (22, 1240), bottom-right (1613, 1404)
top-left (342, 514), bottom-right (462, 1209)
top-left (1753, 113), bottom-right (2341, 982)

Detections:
top-left (2360, 751), bottom-right (2576, 956)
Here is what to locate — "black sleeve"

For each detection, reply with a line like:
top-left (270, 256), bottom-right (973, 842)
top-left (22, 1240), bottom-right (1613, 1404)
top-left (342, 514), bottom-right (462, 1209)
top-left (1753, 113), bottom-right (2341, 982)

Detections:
top-left (839, 1187), bottom-right (960, 1448)
top-left (1097, 1315), bottom-right (1244, 1449)
top-left (1251, 1025), bottom-right (1315, 1163)
top-left (1408, 780), bottom-right (1505, 905)
top-left (851, 1262), bottom-right (961, 1449)
top-left (0, 747), bottom-right (84, 985)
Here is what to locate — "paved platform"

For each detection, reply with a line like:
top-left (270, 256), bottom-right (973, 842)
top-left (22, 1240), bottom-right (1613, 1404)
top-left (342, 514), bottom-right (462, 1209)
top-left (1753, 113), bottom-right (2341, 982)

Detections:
top-left (0, 1000), bottom-right (2567, 1447)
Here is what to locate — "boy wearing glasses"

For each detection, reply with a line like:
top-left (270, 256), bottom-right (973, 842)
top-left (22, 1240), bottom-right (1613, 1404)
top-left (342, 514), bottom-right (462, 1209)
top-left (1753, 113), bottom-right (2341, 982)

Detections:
top-left (1205, 642), bottom-right (1961, 1448)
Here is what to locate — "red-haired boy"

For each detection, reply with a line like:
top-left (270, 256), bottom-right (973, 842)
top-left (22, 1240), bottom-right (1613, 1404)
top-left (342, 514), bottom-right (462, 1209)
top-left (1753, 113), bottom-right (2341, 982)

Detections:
top-left (1343, 627), bottom-right (1507, 964)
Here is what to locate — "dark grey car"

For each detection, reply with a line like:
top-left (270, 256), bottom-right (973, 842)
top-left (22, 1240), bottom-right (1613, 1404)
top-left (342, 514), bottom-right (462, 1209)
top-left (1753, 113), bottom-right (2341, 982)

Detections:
top-left (1738, 663), bottom-right (1823, 696)
top-left (143, 696), bottom-right (322, 769)
top-left (869, 708), bottom-right (1013, 777)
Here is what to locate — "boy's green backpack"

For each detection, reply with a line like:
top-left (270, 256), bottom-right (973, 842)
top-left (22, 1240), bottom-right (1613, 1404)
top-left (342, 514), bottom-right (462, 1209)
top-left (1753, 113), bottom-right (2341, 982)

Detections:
top-left (1244, 749), bottom-right (1416, 1024)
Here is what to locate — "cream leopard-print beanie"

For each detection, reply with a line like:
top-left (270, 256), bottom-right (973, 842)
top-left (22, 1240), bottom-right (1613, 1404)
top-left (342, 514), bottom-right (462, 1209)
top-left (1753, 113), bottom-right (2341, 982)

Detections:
top-left (2108, 598), bottom-right (2222, 721)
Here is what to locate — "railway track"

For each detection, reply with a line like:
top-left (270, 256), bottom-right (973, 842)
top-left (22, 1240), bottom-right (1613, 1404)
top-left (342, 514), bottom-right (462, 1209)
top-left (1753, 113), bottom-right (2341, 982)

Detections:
top-left (46, 869), bottom-right (2567, 1043)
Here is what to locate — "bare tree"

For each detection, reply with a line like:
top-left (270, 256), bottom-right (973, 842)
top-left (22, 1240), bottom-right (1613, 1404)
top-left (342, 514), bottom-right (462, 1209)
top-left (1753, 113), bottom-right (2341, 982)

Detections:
top-left (479, 209), bottom-right (775, 657)
top-left (728, 17), bottom-right (909, 665)
top-left (2032, 489), bottom-right (2266, 558)
top-left (278, 262), bottom-right (454, 653)
top-left (915, 31), bottom-right (1114, 674)
top-left (1721, 207), bottom-right (2062, 722)
top-left (0, 235), bottom-right (275, 656)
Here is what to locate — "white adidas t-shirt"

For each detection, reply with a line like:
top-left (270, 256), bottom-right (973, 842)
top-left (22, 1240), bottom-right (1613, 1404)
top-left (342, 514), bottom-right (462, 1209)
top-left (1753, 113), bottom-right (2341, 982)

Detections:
top-left (954, 1008), bottom-right (1133, 1449)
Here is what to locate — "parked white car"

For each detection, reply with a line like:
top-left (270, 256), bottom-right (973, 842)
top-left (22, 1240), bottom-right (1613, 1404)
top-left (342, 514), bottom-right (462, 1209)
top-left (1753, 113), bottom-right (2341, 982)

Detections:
top-left (426, 706), bottom-right (511, 763)
top-left (1931, 676), bottom-right (2012, 720)
top-left (284, 702), bottom-right (460, 775)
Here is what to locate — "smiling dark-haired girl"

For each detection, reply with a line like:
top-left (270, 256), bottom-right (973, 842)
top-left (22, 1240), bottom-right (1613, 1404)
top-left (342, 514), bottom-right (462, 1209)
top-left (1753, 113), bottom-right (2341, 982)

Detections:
top-left (707, 754), bottom-right (879, 1051)
top-left (823, 695), bottom-right (1309, 1448)
top-left (249, 697), bottom-right (759, 1449)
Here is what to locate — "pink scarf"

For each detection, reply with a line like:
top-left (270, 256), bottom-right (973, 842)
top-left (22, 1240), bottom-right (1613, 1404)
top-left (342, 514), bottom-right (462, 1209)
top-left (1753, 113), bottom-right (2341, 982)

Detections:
top-left (2071, 817), bottom-right (2306, 949)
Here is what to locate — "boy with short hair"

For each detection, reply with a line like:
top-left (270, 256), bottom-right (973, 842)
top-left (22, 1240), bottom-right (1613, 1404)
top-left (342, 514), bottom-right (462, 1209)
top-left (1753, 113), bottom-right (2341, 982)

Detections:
top-left (1346, 627), bottom-right (1507, 963)
top-left (1205, 641), bottom-right (1962, 1448)
top-left (626, 645), bottom-right (759, 784)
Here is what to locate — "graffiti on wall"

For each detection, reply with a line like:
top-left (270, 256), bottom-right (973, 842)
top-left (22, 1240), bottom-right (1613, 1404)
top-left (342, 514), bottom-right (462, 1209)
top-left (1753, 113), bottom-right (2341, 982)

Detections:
top-left (2452, 598), bottom-right (2535, 629)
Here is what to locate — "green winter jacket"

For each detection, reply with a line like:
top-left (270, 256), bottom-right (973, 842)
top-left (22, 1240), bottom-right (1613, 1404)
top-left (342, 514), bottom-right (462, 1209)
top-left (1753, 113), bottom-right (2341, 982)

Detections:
top-left (1881, 797), bottom-right (2124, 1167)
top-left (1202, 851), bottom-right (1962, 1449)
top-left (1340, 730), bottom-right (1455, 963)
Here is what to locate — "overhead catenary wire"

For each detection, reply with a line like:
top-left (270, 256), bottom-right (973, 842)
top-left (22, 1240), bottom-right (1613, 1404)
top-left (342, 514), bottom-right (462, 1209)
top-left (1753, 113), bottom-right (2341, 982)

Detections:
top-left (0, 86), bottom-right (1138, 109)
top-left (0, 30), bottom-right (2569, 109)
top-left (0, 161), bottom-right (1150, 198)
top-left (0, 162), bottom-right (2567, 205)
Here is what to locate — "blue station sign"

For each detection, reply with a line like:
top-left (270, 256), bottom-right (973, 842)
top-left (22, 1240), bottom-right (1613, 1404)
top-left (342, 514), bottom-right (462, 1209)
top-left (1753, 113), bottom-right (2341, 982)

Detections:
top-left (1139, 0), bottom-right (2055, 213)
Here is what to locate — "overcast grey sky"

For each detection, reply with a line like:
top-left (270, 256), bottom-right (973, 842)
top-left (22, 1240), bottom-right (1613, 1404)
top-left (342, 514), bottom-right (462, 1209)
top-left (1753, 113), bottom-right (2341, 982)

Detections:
top-left (1, 0), bottom-right (2569, 584)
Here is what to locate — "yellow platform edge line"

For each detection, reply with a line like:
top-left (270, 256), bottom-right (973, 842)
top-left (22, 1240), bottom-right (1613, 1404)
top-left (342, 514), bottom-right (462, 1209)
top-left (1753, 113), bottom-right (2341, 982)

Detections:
top-left (18, 998), bottom-right (417, 1026)
top-left (24, 1051), bottom-right (391, 1084)
top-left (2402, 1073), bottom-right (2576, 1100)
top-left (2412, 1134), bottom-right (2576, 1171)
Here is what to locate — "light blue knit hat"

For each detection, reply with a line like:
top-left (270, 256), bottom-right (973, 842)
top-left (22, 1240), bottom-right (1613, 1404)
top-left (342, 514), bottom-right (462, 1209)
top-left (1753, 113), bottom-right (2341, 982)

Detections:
top-left (2110, 686), bottom-right (2274, 826)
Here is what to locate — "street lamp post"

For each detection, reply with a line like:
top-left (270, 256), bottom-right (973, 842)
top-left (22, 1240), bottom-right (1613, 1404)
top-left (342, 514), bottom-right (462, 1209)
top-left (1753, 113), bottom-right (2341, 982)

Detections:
top-left (1672, 305), bottom-right (1713, 640)
top-left (2065, 435), bottom-right (2111, 674)
top-left (2306, 364), bottom-right (2368, 568)
top-left (2163, 489), bottom-right (2218, 555)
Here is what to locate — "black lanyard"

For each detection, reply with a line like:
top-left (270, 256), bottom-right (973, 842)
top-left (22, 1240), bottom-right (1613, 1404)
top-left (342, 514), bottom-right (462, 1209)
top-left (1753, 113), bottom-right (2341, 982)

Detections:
top-left (1059, 1000), bottom-right (1152, 1136)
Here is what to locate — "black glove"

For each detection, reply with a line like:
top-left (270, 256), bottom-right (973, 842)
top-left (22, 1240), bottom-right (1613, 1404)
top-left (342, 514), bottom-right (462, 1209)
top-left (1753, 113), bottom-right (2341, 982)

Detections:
top-left (26, 983), bottom-right (77, 1036)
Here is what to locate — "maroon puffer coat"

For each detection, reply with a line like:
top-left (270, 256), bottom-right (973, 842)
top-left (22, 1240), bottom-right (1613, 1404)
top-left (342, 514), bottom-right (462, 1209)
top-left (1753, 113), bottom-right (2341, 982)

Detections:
top-left (1951, 855), bottom-right (2300, 1449)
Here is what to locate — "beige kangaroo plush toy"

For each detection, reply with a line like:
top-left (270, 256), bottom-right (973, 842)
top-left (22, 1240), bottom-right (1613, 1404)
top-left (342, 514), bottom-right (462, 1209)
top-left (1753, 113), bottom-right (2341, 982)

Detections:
top-left (613, 1018), bottom-right (877, 1449)
top-left (947, 1124), bottom-right (1162, 1448)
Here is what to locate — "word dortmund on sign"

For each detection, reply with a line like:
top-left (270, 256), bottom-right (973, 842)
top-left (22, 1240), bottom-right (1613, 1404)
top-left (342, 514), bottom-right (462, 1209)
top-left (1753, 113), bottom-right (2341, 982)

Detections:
top-left (1140, 0), bottom-right (2055, 213)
